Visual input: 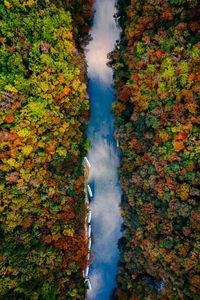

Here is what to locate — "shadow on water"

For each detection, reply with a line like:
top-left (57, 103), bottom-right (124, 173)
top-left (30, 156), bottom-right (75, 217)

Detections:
top-left (85, 0), bottom-right (122, 299)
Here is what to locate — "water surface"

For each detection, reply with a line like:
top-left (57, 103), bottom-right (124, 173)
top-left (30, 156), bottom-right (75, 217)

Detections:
top-left (85, 0), bottom-right (122, 299)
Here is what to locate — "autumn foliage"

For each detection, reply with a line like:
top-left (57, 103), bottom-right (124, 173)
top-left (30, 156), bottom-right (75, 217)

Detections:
top-left (0, 0), bottom-right (92, 299)
top-left (61, 0), bottom-right (95, 48)
top-left (109, 0), bottom-right (200, 299)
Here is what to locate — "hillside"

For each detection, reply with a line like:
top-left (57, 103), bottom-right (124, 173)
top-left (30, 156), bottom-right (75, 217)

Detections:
top-left (0, 0), bottom-right (93, 298)
top-left (109, 0), bottom-right (200, 298)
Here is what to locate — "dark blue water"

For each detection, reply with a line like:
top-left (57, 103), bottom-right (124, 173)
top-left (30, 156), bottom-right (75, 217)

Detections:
top-left (87, 81), bottom-right (114, 136)
top-left (85, 0), bottom-right (122, 299)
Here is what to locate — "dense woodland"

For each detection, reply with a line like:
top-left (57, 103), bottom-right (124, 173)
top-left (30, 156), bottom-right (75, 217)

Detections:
top-left (1, 0), bottom-right (200, 299)
top-left (0, 0), bottom-right (93, 299)
top-left (62, 0), bottom-right (95, 48)
top-left (109, 0), bottom-right (200, 299)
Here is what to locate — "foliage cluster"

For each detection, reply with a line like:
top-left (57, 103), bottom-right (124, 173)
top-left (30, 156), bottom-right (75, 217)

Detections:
top-left (61, 0), bottom-right (95, 48)
top-left (0, 0), bottom-right (92, 299)
top-left (109, 0), bottom-right (200, 298)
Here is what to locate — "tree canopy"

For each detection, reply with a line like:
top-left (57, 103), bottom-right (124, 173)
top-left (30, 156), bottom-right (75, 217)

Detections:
top-left (109, 0), bottom-right (200, 298)
top-left (0, 0), bottom-right (92, 298)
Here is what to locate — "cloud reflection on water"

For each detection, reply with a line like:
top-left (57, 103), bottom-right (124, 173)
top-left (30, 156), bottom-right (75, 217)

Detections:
top-left (88, 138), bottom-right (121, 254)
top-left (86, 0), bottom-right (120, 85)
top-left (85, 0), bottom-right (121, 298)
top-left (87, 137), bottom-right (122, 299)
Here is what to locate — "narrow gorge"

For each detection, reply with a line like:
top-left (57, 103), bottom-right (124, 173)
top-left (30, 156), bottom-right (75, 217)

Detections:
top-left (85, 0), bottom-right (122, 299)
top-left (1, 0), bottom-right (199, 299)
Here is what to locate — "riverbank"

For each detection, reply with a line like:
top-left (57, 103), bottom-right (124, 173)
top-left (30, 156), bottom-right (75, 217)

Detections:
top-left (83, 159), bottom-right (93, 265)
top-left (83, 159), bottom-right (91, 297)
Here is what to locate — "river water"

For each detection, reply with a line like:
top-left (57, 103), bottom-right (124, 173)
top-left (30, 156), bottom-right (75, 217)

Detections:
top-left (85, 0), bottom-right (122, 299)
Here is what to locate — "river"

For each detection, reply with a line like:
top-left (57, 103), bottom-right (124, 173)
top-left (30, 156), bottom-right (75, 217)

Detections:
top-left (85, 0), bottom-right (122, 299)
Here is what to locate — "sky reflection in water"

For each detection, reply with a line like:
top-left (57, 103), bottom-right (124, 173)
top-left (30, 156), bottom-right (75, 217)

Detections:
top-left (86, 0), bottom-right (122, 299)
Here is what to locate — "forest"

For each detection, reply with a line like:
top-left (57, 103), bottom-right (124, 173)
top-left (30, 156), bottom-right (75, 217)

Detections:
top-left (1, 0), bottom-right (200, 299)
top-left (109, 0), bottom-right (200, 299)
top-left (0, 0), bottom-right (93, 299)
